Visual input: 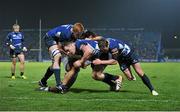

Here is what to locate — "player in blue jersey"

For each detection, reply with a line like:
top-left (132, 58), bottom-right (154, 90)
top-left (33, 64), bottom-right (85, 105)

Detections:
top-left (5, 24), bottom-right (27, 79)
top-left (62, 39), bottom-right (122, 92)
top-left (38, 23), bottom-right (85, 92)
top-left (94, 38), bottom-right (159, 96)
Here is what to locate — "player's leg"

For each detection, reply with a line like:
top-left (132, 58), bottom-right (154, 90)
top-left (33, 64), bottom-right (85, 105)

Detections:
top-left (119, 62), bottom-right (136, 81)
top-left (18, 53), bottom-right (27, 79)
top-left (132, 62), bottom-right (158, 95)
top-left (91, 65), bottom-right (122, 91)
top-left (39, 66), bottom-right (54, 87)
top-left (46, 63), bottom-right (80, 93)
top-left (11, 57), bottom-right (16, 79)
top-left (122, 67), bottom-right (134, 80)
top-left (62, 66), bottom-right (80, 90)
top-left (49, 45), bottom-right (62, 88)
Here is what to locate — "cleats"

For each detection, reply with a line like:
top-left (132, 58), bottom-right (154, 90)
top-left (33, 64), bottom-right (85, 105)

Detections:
top-left (39, 86), bottom-right (49, 91)
top-left (110, 76), bottom-right (123, 91)
top-left (38, 81), bottom-right (48, 87)
top-left (11, 76), bottom-right (16, 79)
top-left (152, 90), bottom-right (159, 96)
top-left (115, 76), bottom-right (123, 91)
top-left (21, 75), bottom-right (27, 79)
top-left (56, 84), bottom-right (64, 94)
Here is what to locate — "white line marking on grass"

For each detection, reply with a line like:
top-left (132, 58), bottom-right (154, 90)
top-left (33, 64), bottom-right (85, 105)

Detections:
top-left (1, 96), bottom-right (180, 103)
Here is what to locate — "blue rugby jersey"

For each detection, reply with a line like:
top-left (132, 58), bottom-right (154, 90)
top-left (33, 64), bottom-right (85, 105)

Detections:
top-left (6, 32), bottom-right (25, 50)
top-left (106, 38), bottom-right (131, 57)
top-left (47, 24), bottom-right (73, 42)
top-left (75, 39), bottom-right (100, 57)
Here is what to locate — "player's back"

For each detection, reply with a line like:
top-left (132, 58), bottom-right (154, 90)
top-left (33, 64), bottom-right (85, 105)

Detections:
top-left (75, 39), bottom-right (100, 56)
top-left (107, 38), bottom-right (131, 56)
top-left (47, 24), bottom-right (73, 41)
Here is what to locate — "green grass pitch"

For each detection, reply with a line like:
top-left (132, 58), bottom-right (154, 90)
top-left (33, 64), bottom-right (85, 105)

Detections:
top-left (0, 62), bottom-right (180, 111)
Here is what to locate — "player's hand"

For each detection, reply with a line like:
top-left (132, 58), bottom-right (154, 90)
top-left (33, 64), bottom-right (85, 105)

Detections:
top-left (73, 60), bottom-right (82, 68)
top-left (9, 45), bottom-right (15, 50)
top-left (93, 59), bottom-right (102, 65)
top-left (22, 47), bottom-right (27, 52)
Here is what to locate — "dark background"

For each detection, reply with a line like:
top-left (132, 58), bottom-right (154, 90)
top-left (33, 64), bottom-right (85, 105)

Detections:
top-left (0, 0), bottom-right (180, 48)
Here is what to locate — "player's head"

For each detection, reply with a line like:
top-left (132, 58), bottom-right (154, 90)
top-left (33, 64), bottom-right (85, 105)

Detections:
top-left (63, 42), bottom-right (76, 56)
top-left (80, 30), bottom-right (96, 39)
top-left (98, 39), bottom-right (109, 53)
top-left (12, 24), bottom-right (20, 32)
top-left (72, 23), bottom-right (84, 38)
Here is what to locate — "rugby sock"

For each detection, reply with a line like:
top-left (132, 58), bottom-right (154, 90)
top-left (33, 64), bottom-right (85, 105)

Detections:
top-left (20, 72), bottom-right (24, 76)
top-left (53, 68), bottom-right (61, 86)
top-left (141, 74), bottom-right (154, 92)
top-left (12, 73), bottom-right (15, 76)
top-left (103, 73), bottom-right (119, 86)
top-left (41, 67), bottom-right (53, 84)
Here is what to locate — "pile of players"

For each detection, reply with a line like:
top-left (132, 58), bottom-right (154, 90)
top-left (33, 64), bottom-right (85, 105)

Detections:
top-left (38, 23), bottom-right (158, 96)
top-left (6, 23), bottom-right (158, 96)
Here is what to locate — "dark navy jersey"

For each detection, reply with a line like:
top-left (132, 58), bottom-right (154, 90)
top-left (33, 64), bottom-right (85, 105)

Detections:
top-left (107, 38), bottom-right (131, 57)
top-left (47, 24), bottom-right (73, 42)
top-left (6, 32), bottom-right (25, 50)
top-left (75, 39), bottom-right (100, 57)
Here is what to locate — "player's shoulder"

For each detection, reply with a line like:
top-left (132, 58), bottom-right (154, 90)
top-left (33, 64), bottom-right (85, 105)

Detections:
top-left (60, 24), bottom-right (73, 28)
top-left (7, 32), bottom-right (14, 35)
top-left (19, 32), bottom-right (24, 35)
top-left (107, 38), bottom-right (118, 43)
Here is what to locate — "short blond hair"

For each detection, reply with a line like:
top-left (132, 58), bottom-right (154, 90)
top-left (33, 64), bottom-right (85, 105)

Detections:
top-left (12, 24), bottom-right (20, 29)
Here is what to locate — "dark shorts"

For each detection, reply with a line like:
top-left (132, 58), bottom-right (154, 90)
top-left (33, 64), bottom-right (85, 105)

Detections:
top-left (44, 34), bottom-right (58, 49)
top-left (10, 49), bottom-right (23, 58)
top-left (91, 52), bottom-right (109, 72)
top-left (118, 52), bottom-right (139, 71)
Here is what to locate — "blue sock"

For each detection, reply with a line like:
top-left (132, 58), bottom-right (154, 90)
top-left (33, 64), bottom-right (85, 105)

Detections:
top-left (141, 74), bottom-right (154, 92)
top-left (53, 68), bottom-right (61, 86)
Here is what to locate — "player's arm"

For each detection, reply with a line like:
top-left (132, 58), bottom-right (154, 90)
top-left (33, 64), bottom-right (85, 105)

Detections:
top-left (93, 58), bottom-right (117, 65)
top-left (73, 45), bottom-right (93, 68)
top-left (86, 36), bottom-right (103, 41)
top-left (21, 33), bottom-right (27, 52)
top-left (5, 34), bottom-right (15, 49)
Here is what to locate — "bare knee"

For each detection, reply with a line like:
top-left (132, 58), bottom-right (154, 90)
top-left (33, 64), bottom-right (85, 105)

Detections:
top-left (12, 60), bottom-right (16, 66)
top-left (20, 61), bottom-right (25, 65)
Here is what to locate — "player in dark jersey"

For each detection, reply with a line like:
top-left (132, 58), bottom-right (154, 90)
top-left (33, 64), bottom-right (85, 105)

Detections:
top-left (80, 30), bottom-right (103, 40)
top-left (94, 38), bottom-right (159, 96)
top-left (38, 23), bottom-right (84, 92)
top-left (5, 24), bottom-right (27, 79)
top-left (62, 39), bottom-right (122, 92)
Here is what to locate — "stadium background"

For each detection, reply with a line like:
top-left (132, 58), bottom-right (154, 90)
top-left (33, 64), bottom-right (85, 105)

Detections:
top-left (0, 0), bottom-right (180, 61)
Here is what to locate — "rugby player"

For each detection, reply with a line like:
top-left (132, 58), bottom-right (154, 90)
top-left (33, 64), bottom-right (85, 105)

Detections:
top-left (5, 24), bottom-right (27, 79)
top-left (94, 38), bottom-right (159, 96)
top-left (38, 23), bottom-right (84, 91)
top-left (63, 39), bottom-right (122, 92)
